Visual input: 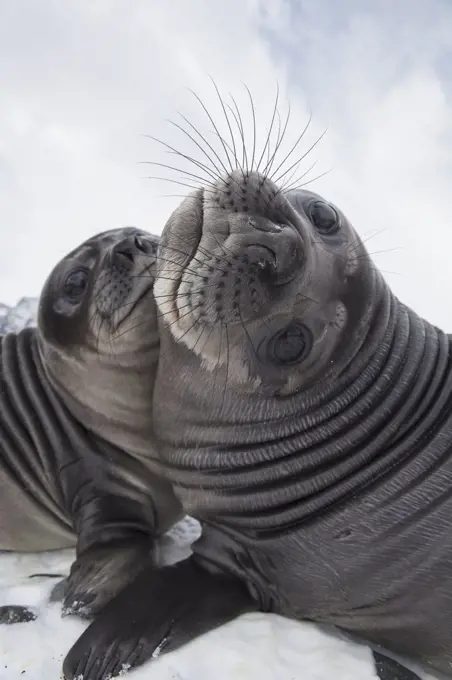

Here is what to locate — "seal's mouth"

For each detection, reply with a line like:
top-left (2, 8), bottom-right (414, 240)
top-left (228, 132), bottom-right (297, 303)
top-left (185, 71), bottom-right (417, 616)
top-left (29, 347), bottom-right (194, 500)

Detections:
top-left (117, 265), bottom-right (154, 327)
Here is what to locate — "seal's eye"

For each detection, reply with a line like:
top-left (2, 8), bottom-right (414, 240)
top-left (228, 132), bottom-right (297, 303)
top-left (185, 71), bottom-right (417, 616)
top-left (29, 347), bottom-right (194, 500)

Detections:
top-left (63, 268), bottom-right (88, 303)
top-left (265, 322), bottom-right (312, 366)
top-left (309, 201), bottom-right (340, 235)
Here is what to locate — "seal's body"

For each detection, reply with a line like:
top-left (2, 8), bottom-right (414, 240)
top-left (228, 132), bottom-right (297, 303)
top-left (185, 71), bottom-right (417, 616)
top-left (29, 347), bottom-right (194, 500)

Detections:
top-left (1, 227), bottom-right (182, 618)
top-left (63, 177), bottom-right (450, 680)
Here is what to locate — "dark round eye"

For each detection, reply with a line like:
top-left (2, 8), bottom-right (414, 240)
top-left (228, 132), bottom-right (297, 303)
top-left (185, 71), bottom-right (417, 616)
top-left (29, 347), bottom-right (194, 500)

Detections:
top-left (63, 268), bottom-right (88, 303)
top-left (309, 201), bottom-right (340, 235)
top-left (265, 322), bottom-right (312, 366)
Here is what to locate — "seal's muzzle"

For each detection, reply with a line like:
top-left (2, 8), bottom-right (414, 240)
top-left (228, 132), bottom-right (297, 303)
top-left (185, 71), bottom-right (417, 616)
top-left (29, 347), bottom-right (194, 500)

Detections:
top-left (184, 170), bottom-right (306, 326)
top-left (112, 233), bottom-right (153, 265)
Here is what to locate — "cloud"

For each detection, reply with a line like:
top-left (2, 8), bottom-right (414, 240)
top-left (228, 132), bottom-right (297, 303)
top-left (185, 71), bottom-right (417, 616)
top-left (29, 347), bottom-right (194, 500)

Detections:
top-left (1, 0), bottom-right (452, 329)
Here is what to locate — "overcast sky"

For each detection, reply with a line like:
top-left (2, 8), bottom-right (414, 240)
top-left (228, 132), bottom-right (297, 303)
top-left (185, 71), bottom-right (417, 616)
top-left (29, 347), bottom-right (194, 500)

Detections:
top-left (1, 0), bottom-right (452, 328)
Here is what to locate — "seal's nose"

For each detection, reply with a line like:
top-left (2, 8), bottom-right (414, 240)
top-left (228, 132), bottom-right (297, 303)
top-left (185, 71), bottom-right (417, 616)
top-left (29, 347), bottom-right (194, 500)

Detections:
top-left (114, 233), bottom-right (152, 264)
top-left (133, 234), bottom-right (147, 253)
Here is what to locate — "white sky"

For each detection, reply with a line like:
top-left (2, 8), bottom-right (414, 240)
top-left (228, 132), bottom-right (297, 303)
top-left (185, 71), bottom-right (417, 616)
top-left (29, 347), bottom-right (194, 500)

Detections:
top-left (1, 0), bottom-right (452, 329)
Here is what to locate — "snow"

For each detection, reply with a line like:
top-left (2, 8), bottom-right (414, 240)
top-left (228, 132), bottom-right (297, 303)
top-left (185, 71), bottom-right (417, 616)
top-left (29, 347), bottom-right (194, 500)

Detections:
top-left (0, 517), bottom-right (440, 680)
top-left (0, 297), bottom-right (38, 334)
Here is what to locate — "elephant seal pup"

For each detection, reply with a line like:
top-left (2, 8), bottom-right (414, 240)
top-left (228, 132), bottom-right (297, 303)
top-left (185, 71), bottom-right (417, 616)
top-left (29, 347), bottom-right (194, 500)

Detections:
top-left (0, 226), bottom-right (182, 621)
top-left (62, 173), bottom-right (449, 680)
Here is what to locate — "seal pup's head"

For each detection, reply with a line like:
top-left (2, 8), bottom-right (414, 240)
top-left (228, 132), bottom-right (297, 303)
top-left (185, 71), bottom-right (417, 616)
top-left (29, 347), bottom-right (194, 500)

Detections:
top-left (38, 227), bottom-right (160, 454)
top-left (154, 172), bottom-right (379, 398)
top-left (149, 89), bottom-right (437, 534)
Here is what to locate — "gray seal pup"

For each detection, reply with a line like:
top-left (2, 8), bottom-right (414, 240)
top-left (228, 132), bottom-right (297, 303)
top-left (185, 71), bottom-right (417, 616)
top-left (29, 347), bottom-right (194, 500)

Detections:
top-left (0, 226), bottom-right (182, 621)
top-left (62, 182), bottom-right (446, 676)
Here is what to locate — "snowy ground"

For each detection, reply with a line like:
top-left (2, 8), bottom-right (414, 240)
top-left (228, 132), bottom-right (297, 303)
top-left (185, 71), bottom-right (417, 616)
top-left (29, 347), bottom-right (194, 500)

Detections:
top-left (0, 517), bottom-right (439, 680)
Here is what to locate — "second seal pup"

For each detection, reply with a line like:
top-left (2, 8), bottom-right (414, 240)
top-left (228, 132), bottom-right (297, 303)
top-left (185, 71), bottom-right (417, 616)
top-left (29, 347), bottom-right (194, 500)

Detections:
top-left (0, 227), bottom-right (182, 620)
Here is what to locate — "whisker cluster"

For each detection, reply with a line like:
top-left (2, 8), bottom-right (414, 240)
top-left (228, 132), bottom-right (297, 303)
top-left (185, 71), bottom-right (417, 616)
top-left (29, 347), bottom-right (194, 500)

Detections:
top-left (140, 77), bottom-right (331, 200)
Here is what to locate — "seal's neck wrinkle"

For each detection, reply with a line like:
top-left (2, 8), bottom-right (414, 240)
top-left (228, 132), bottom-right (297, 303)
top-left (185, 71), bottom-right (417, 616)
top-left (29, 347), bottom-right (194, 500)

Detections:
top-left (38, 336), bottom-right (158, 458)
top-left (155, 283), bottom-right (452, 533)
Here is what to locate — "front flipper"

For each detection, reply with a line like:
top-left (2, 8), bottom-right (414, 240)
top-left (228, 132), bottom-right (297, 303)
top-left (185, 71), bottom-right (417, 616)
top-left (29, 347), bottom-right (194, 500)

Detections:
top-left (64, 479), bottom-right (170, 619)
top-left (62, 555), bottom-right (256, 680)
top-left (63, 538), bottom-right (154, 619)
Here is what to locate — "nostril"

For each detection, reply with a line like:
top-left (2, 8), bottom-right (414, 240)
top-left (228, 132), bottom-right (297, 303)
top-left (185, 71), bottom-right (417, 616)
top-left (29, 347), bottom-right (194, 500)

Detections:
top-left (134, 235), bottom-right (148, 253)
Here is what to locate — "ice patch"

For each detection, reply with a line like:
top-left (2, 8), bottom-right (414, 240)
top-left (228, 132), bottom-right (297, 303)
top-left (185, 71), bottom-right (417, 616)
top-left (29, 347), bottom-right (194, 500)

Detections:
top-left (0, 517), bottom-right (440, 680)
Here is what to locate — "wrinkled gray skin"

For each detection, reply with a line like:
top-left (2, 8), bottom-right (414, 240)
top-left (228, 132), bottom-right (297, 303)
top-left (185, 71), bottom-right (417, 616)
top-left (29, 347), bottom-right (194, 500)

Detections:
top-left (0, 227), bottom-right (182, 620)
top-left (63, 173), bottom-right (451, 680)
